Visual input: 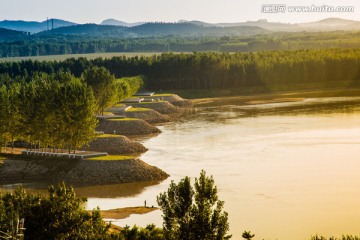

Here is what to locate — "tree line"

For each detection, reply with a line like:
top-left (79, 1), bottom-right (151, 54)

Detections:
top-left (1, 172), bottom-right (357, 239)
top-left (1, 48), bottom-right (359, 93)
top-left (0, 72), bottom-right (97, 154)
top-left (0, 171), bottom-right (230, 240)
top-left (1, 31), bottom-right (360, 57)
top-left (0, 68), bottom-right (143, 153)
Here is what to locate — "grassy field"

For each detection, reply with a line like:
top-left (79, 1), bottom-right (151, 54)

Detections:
top-left (86, 155), bottom-right (134, 161)
top-left (107, 117), bottom-right (138, 121)
top-left (126, 107), bottom-right (150, 112)
top-left (138, 100), bottom-right (165, 104)
top-left (0, 52), bottom-right (162, 62)
top-left (96, 134), bottom-right (123, 138)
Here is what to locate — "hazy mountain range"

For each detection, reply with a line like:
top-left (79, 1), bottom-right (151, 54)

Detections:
top-left (180, 18), bottom-right (360, 31)
top-left (0, 19), bottom-right (76, 33)
top-left (0, 17), bottom-right (360, 42)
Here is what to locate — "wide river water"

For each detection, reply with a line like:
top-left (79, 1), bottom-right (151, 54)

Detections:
top-left (3, 96), bottom-right (360, 239)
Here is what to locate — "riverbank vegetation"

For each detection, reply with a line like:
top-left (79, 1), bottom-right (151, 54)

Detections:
top-left (0, 73), bottom-right (97, 154)
top-left (0, 48), bottom-right (359, 98)
top-left (0, 171), bottom-right (231, 240)
top-left (2, 173), bottom-right (357, 239)
top-left (1, 31), bottom-right (360, 57)
top-left (87, 155), bottom-right (134, 161)
top-left (157, 170), bottom-right (231, 240)
top-left (0, 184), bottom-right (109, 240)
top-left (0, 69), bottom-right (143, 153)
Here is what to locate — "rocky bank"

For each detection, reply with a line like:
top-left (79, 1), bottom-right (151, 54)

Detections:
top-left (81, 135), bottom-right (148, 154)
top-left (96, 118), bottom-right (161, 136)
top-left (0, 156), bottom-right (169, 187)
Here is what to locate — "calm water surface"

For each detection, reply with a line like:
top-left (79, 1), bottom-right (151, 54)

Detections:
top-left (89, 97), bottom-right (360, 240)
top-left (3, 97), bottom-right (360, 240)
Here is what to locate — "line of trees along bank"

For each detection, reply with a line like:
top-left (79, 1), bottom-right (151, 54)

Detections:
top-left (0, 171), bottom-right (230, 240)
top-left (0, 70), bottom-right (143, 153)
top-left (0, 72), bottom-right (97, 153)
top-left (0, 48), bottom-right (359, 92)
top-left (1, 31), bottom-right (360, 57)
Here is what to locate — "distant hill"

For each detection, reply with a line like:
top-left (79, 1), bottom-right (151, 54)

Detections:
top-left (216, 19), bottom-right (300, 32)
top-left (215, 18), bottom-right (360, 31)
top-left (2, 17), bottom-right (360, 36)
top-left (0, 28), bottom-right (29, 41)
top-left (38, 24), bottom-right (127, 37)
top-left (0, 19), bottom-right (77, 33)
top-left (88, 17), bottom-right (360, 32)
top-left (37, 22), bottom-right (269, 38)
top-left (101, 19), bottom-right (144, 27)
top-left (178, 20), bottom-right (215, 27)
top-left (298, 18), bottom-right (360, 31)
top-left (1, 17), bottom-right (360, 43)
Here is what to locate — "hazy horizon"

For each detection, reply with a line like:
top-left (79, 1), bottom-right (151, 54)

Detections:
top-left (1, 0), bottom-right (359, 25)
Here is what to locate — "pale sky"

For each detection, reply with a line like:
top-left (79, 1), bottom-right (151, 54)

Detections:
top-left (1, 0), bottom-right (360, 24)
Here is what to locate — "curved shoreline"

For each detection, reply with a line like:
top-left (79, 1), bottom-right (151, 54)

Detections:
top-left (99, 206), bottom-right (159, 220)
top-left (96, 118), bottom-right (161, 136)
top-left (0, 156), bottom-right (169, 187)
top-left (81, 135), bottom-right (148, 154)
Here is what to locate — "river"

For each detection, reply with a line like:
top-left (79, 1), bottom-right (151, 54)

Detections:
top-left (3, 96), bottom-right (360, 239)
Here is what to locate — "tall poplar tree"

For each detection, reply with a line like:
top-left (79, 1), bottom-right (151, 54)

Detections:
top-left (56, 77), bottom-right (98, 153)
top-left (82, 66), bottom-right (117, 116)
top-left (157, 170), bottom-right (231, 240)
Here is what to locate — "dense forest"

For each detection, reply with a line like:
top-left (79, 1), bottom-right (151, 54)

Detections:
top-left (1, 31), bottom-right (360, 57)
top-left (0, 69), bottom-right (143, 153)
top-left (1, 48), bottom-right (359, 93)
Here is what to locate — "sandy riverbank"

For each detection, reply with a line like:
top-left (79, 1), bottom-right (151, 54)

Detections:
top-left (99, 206), bottom-right (158, 220)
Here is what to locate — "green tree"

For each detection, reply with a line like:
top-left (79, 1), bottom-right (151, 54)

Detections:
top-left (116, 224), bottom-right (164, 240)
top-left (18, 72), bottom-right (97, 153)
top-left (242, 231), bottom-right (255, 240)
top-left (157, 170), bottom-right (231, 240)
top-left (0, 83), bottom-right (22, 153)
top-left (0, 184), bottom-right (109, 240)
top-left (82, 66), bottom-right (117, 116)
top-left (19, 73), bottom-right (61, 151)
top-left (115, 76), bottom-right (144, 102)
top-left (56, 77), bottom-right (98, 153)
top-left (0, 85), bottom-right (10, 152)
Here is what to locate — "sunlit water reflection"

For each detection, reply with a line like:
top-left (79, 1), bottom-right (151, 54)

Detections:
top-left (2, 97), bottom-right (360, 240)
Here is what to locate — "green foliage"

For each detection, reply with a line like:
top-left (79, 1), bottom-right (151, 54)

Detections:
top-left (310, 235), bottom-right (360, 240)
top-left (0, 183), bottom-right (109, 240)
top-left (157, 170), bottom-right (231, 240)
top-left (82, 66), bottom-right (117, 115)
top-left (55, 76), bottom-right (98, 152)
top-left (242, 231), bottom-right (255, 240)
top-left (1, 48), bottom-right (359, 95)
top-left (112, 224), bottom-right (164, 240)
top-left (1, 31), bottom-right (360, 57)
top-left (115, 76), bottom-right (144, 102)
top-left (0, 82), bottom-right (22, 153)
top-left (1, 72), bottom-right (98, 153)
